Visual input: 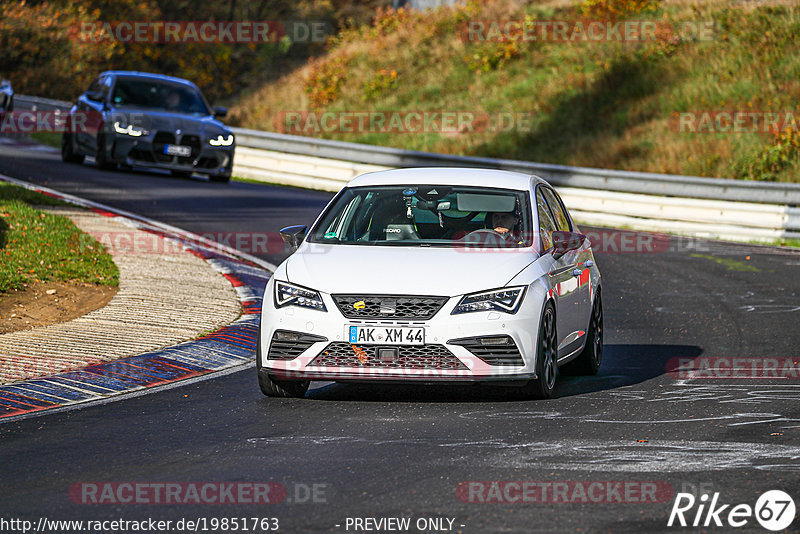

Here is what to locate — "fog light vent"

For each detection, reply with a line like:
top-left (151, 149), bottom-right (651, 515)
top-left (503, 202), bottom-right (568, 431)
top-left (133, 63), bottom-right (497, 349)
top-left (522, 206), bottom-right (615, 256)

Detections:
top-left (448, 335), bottom-right (523, 366)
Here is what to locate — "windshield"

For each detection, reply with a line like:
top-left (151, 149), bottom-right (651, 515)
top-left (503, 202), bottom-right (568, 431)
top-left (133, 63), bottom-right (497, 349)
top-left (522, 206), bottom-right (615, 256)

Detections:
top-left (308, 185), bottom-right (533, 248)
top-left (111, 78), bottom-right (211, 116)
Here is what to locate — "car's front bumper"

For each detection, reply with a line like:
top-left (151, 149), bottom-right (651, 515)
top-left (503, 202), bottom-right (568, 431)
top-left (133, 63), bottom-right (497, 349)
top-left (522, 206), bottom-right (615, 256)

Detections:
top-left (109, 133), bottom-right (233, 176)
top-left (259, 279), bottom-right (545, 382)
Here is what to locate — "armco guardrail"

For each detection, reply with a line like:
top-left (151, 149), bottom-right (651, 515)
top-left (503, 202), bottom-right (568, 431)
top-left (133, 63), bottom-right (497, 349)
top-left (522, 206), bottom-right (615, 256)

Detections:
top-left (13, 94), bottom-right (800, 242)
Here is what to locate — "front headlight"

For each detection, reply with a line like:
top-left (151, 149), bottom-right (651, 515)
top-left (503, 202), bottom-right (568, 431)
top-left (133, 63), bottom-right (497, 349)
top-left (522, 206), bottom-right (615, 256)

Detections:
top-left (113, 122), bottom-right (147, 137)
top-left (209, 134), bottom-right (234, 146)
top-left (274, 281), bottom-right (327, 312)
top-left (452, 286), bottom-right (526, 315)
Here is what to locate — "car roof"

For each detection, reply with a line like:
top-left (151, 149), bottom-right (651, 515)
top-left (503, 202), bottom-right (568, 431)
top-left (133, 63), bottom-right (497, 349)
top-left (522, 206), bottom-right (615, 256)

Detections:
top-left (348, 167), bottom-right (548, 191)
top-left (100, 71), bottom-right (198, 88)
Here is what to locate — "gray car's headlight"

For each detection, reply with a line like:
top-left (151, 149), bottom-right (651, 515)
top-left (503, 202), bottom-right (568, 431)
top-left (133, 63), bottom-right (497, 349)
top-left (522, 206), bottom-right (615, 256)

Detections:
top-left (452, 286), bottom-right (526, 315)
top-left (113, 122), bottom-right (147, 137)
top-left (274, 281), bottom-right (327, 312)
top-left (209, 134), bottom-right (234, 146)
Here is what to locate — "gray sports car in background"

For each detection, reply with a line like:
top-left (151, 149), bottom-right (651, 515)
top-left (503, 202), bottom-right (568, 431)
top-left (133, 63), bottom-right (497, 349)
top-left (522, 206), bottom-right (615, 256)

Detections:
top-left (0, 79), bottom-right (12, 122)
top-left (61, 71), bottom-right (234, 182)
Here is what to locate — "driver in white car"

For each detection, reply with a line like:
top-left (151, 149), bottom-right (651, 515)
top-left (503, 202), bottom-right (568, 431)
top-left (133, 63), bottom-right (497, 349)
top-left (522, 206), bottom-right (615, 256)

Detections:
top-left (491, 211), bottom-right (519, 236)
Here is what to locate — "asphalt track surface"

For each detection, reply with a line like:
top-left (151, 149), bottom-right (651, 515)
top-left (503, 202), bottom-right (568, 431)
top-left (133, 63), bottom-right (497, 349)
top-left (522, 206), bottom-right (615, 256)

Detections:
top-left (1, 141), bottom-right (800, 533)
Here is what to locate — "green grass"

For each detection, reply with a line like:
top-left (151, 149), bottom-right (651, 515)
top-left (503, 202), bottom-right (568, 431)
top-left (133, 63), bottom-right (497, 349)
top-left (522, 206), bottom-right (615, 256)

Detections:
top-left (747, 237), bottom-right (800, 249)
top-left (231, 0), bottom-right (800, 182)
top-left (30, 132), bottom-right (61, 149)
top-left (0, 183), bottom-right (119, 293)
top-left (690, 253), bottom-right (761, 272)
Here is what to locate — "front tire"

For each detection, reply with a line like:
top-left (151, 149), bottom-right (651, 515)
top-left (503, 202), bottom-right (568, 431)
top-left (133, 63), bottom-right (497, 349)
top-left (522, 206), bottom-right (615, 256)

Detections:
top-left (518, 301), bottom-right (558, 399)
top-left (95, 134), bottom-right (116, 170)
top-left (209, 173), bottom-right (230, 183)
top-left (257, 370), bottom-right (310, 398)
top-left (255, 335), bottom-right (309, 398)
top-left (61, 133), bottom-right (84, 164)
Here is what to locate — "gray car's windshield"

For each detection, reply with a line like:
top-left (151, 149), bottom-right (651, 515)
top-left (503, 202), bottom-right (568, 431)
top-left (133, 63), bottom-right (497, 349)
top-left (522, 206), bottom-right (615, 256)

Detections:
top-left (111, 79), bottom-right (211, 116)
top-left (308, 185), bottom-right (533, 248)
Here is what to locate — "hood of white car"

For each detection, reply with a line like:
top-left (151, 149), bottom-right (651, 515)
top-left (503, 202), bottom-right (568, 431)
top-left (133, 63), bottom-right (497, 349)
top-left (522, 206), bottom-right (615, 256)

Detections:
top-left (285, 243), bottom-right (536, 296)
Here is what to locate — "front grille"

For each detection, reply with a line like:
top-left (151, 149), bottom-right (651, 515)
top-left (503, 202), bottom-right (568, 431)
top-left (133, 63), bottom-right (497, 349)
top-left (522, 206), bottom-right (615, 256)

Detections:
top-left (267, 330), bottom-right (328, 360)
top-left (153, 131), bottom-right (176, 162)
top-left (178, 134), bottom-right (201, 165)
top-left (310, 343), bottom-right (467, 370)
top-left (332, 295), bottom-right (448, 320)
top-left (449, 335), bottom-right (524, 366)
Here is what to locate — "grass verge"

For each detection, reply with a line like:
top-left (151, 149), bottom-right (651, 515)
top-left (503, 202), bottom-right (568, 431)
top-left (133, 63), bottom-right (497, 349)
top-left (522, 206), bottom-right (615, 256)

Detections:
top-left (230, 0), bottom-right (800, 182)
top-left (30, 132), bottom-right (62, 149)
top-left (0, 182), bottom-right (119, 293)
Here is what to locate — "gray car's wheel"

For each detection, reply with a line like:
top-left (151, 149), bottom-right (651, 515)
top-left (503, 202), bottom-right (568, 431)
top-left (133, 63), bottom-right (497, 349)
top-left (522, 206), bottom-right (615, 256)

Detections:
top-left (517, 301), bottom-right (558, 399)
top-left (61, 133), bottom-right (84, 164)
top-left (94, 134), bottom-right (116, 170)
top-left (563, 291), bottom-right (603, 376)
top-left (209, 174), bottom-right (230, 183)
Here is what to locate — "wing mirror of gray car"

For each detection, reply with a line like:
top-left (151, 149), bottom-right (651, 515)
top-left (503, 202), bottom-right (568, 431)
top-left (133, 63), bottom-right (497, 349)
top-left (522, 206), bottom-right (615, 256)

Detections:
top-left (86, 91), bottom-right (103, 103)
top-left (280, 225), bottom-right (308, 251)
top-left (213, 106), bottom-right (228, 118)
top-left (551, 231), bottom-right (586, 260)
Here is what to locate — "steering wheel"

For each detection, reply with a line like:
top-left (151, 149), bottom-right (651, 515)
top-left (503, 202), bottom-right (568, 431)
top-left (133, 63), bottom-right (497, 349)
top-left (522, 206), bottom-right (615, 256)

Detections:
top-left (463, 228), bottom-right (514, 243)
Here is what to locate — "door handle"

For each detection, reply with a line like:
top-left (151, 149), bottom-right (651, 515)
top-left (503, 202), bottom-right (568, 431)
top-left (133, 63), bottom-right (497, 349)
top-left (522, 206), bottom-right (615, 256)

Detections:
top-left (571, 269), bottom-right (583, 277)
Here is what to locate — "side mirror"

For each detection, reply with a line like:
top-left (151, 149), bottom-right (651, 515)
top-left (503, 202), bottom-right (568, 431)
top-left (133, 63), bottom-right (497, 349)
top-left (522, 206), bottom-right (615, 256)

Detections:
top-left (280, 225), bottom-right (308, 251)
top-left (551, 231), bottom-right (586, 260)
top-left (86, 91), bottom-right (103, 103)
top-left (213, 106), bottom-right (228, 118)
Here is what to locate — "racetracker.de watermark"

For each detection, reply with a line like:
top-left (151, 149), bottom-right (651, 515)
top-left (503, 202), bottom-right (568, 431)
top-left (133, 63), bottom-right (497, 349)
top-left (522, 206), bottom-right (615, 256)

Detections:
top-left (82, 231), bottom-right (286, 255)
top-left (670, 111), bottom-right (800, 134)
top-left (666, 357), bottom-right (800, 380)
top-left (78, 229), bottom-right (679, 255)
top-left (0, 111), bottom-right (148, 135)
top-left (273, 111), bottom-right (535, 135)
top-left (457, 481), bottom-right (674, 503)
top-left (462, 19), bottom-right (714, 42)
top-left (70, 20), bottom-right (332, 43)
top-left (69, 482), bottom-right (328, 505)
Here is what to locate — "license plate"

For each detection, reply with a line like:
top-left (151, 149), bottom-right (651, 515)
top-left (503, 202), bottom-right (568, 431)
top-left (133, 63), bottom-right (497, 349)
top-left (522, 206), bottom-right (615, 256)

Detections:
top-left (163, 144), bottom-right (191, 157)
top-left (347, 325), bottom-right (425, 345)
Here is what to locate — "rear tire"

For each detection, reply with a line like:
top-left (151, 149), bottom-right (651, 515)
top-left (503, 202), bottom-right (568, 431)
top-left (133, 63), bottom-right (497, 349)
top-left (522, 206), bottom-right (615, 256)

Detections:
top-left (61, 133), bottom-right (84, 164)
top-left (171, 170), bottom-right (193, 178)
top-left (517, 301), bottom-right (558, 399)
top-left (563, 291), bottom-right (603, 376)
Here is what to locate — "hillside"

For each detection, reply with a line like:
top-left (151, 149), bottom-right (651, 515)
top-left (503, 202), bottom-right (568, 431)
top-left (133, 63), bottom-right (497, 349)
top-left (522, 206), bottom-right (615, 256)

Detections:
top-left (229, 0), bottom-right (800, 182)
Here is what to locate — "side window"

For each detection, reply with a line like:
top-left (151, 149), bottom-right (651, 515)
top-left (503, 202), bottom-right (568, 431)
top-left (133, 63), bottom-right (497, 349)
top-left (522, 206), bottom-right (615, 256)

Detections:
top-left (87, 78), bottom-right (101, 94)
top-left (101, 76), bottom-right (113, 99)
top-left (536, 190), bottom-right (556, 251)
top-left (542, 187), bottom-right (570, 232)
top-left (321, 193), bottom-right (361, 240)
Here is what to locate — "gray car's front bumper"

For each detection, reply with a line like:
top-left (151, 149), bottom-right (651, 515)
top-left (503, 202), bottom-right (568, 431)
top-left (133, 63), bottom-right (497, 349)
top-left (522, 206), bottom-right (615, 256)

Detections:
top-left (110, 133), bottom-right (233, 176)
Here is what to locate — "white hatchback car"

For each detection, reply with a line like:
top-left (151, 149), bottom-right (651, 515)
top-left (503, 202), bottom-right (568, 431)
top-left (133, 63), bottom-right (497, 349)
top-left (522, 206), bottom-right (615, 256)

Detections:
top-left (257, 168), bottom-right (602, 399)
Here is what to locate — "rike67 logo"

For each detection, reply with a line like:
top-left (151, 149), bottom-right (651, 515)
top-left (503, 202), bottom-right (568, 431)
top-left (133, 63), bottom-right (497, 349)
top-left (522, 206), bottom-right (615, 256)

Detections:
top-left (668, 490), bottom-right (795, 531)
